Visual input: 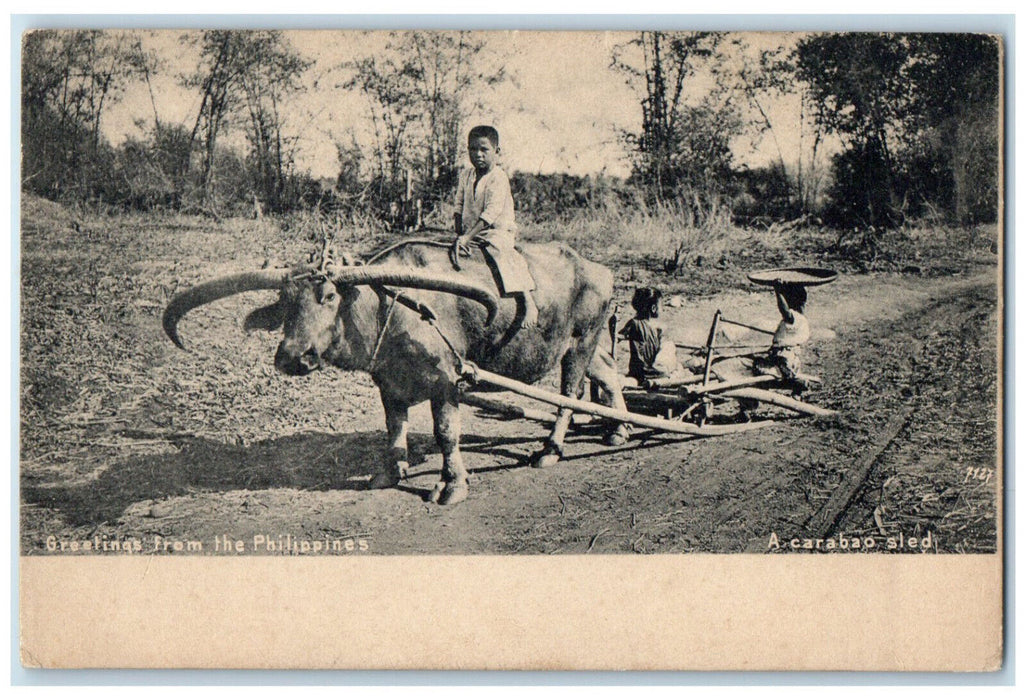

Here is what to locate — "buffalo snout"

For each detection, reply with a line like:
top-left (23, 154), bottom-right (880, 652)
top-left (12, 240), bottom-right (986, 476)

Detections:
top-left (275, 343), bottom-right (322, 375)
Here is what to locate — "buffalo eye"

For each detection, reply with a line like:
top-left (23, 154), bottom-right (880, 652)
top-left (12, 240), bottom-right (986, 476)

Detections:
top-left (316, 281), bottom-right (339, 305)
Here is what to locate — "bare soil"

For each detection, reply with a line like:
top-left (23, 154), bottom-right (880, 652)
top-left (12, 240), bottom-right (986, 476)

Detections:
top-left (19, 195), bottom-right (1001, 555)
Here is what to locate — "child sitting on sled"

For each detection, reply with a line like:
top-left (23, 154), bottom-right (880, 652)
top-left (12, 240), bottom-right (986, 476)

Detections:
top-left (754, 280), bottom-right (810, 382)
top-left (619, 287), bottom-right (680, 383)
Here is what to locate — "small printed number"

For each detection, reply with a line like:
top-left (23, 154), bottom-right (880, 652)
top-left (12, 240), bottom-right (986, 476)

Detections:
top-left (964, 467), bottom-right (994, 484)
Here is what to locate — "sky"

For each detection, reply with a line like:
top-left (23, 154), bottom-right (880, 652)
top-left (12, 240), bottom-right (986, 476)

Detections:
top-left (101, 30), bottom-right (818, 181)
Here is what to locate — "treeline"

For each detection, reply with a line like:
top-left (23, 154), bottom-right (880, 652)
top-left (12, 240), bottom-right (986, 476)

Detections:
top-left (797, 33), bottom-right (1001, 227)
top-left (22, 30), bottom-right (327, 216)
top-left (615, 32), bottom-right (1001, 229)
top-left (21, 30), bottom-right (1001, 230)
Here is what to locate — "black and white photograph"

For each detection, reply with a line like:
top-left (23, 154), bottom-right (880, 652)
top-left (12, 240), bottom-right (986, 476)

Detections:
top-left (16, 25), bottom-right (1006, 670)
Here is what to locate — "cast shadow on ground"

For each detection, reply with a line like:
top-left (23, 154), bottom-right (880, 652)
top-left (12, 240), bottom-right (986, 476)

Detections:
top-left (22, 423), bottom-right (691, 527)
top-left (22, 428), bottom-right (520, 527)
top-left (391, 429), bottom-right (685, 499)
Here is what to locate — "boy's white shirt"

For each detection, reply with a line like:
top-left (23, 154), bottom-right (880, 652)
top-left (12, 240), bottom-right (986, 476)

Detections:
top-left (455, 166), bottom-right (518, 235)
top-left (772, 311), bottom-right (811, 348)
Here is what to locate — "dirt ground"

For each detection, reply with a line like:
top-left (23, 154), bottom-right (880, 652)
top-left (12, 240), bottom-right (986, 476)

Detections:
top-left (19, 195), bottom-right (1001, 555)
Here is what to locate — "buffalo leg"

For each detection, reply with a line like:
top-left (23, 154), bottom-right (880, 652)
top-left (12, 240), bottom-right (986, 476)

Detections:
top-left (369, 391), bottom-right (410, 489)
top-left (586, 349), bottom-right (630, 446)
top-left (531, 346), bottom-right (591, 468)
top-left (428, 385), bottom-right (470, 505)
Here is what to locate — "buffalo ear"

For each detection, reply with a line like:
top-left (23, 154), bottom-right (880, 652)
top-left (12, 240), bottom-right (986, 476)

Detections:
top-left (244, 302), bottom-right (284, 332)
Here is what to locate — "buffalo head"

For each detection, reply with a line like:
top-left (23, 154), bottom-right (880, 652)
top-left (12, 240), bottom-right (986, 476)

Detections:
top-left (163, 263), bottom-right (498, 377)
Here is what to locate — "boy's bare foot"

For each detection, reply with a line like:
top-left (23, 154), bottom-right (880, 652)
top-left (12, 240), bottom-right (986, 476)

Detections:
top-left (522, 294), bottom-right (539, 328)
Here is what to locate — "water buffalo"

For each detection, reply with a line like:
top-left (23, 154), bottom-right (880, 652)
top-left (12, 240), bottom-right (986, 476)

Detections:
top-left (163, 240), bottom-right (628, 504)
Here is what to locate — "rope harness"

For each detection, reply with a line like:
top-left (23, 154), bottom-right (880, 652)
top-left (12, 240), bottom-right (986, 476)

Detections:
top-left (366, 285), bottom-right (476, 383)
top-left (367, 290), bottom-right (401, 373)
top-left (316, 238), bottom-right (481, 383)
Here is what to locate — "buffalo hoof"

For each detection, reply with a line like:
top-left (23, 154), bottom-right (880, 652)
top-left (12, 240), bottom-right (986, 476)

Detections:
top-left (531, 450), bottom-right (561, 469)
top-left (428, 480), bottom-right (469, 505)
top-left (368, 461), bottom-right (408, 490)
top-left (603, 427), bottom-right (630, 447)
top-left (368, 472), bottom-right (400, 490)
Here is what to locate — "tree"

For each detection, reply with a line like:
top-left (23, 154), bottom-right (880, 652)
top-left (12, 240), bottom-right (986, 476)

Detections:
top-left (342, 42), bottom-right (423, 204)
top-left (734, 40), bottom-right (830, 218)
top-left (110, 122), bottom-right (193, 210)
top-left (334, 132), bottom-right (365, 200)
top-left (735, 42), bottom-right (793, 166)
top-left (405, 32), bottom-right (507, 201)
top-left (236, 35), bottom-right (311, 212)
top-left (795, 32), bottom-right (1001, 227)
top-left (341, 31), bottom-right (507, 217)
top-left (183, 31), bottom-right (310, 212)
top-left (796, 33), bottom-right (914, 227)
top-left (612, 31), bottom-right (741, 211)
top-left (22, 30), bottom-right (153, 200)
top-left (905, 34), bottom-right (1001, 224)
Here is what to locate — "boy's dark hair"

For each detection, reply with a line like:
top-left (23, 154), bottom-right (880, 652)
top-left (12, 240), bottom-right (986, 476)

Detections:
top-left (468, 125), bottom-right (500, 149)
top-left (781, 283), bottom-right (807, 312)
top-left (631, 287), bottom-right (662, 318)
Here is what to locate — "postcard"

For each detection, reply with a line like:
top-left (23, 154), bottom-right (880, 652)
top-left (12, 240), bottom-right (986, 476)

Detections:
top-left (17, 26), bottom-right (1004, 671)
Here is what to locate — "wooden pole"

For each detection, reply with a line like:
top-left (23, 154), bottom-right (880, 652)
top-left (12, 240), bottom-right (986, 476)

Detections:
top-left (721, 388), bottom-right (836, 417)
top-left (803, 408), bottom-right (912, 537)
top-left (469, 366), bottom-right (774, 437)
top-left (621, 375), bottom-right (706, 390)
top-left (701, 310), bottom-right (721, 388)
top-left (608, 306), bottom-right (619, 360)
top-left (460, 393), bottom-right (561, 424)
top-left (691, 374), bottom-right (779, 395)
top-left (622, 374), bottom-right (777, 393)
top-left (719, 316), bottom-right (775, 335)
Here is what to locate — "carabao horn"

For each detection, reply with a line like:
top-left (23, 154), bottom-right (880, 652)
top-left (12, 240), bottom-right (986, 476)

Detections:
top-left (163, 270), bottom-right (289, 349)
top-left (330, 265), bottom-right (498, 325)
top-left (164, 265), bottom-right (499, 350)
